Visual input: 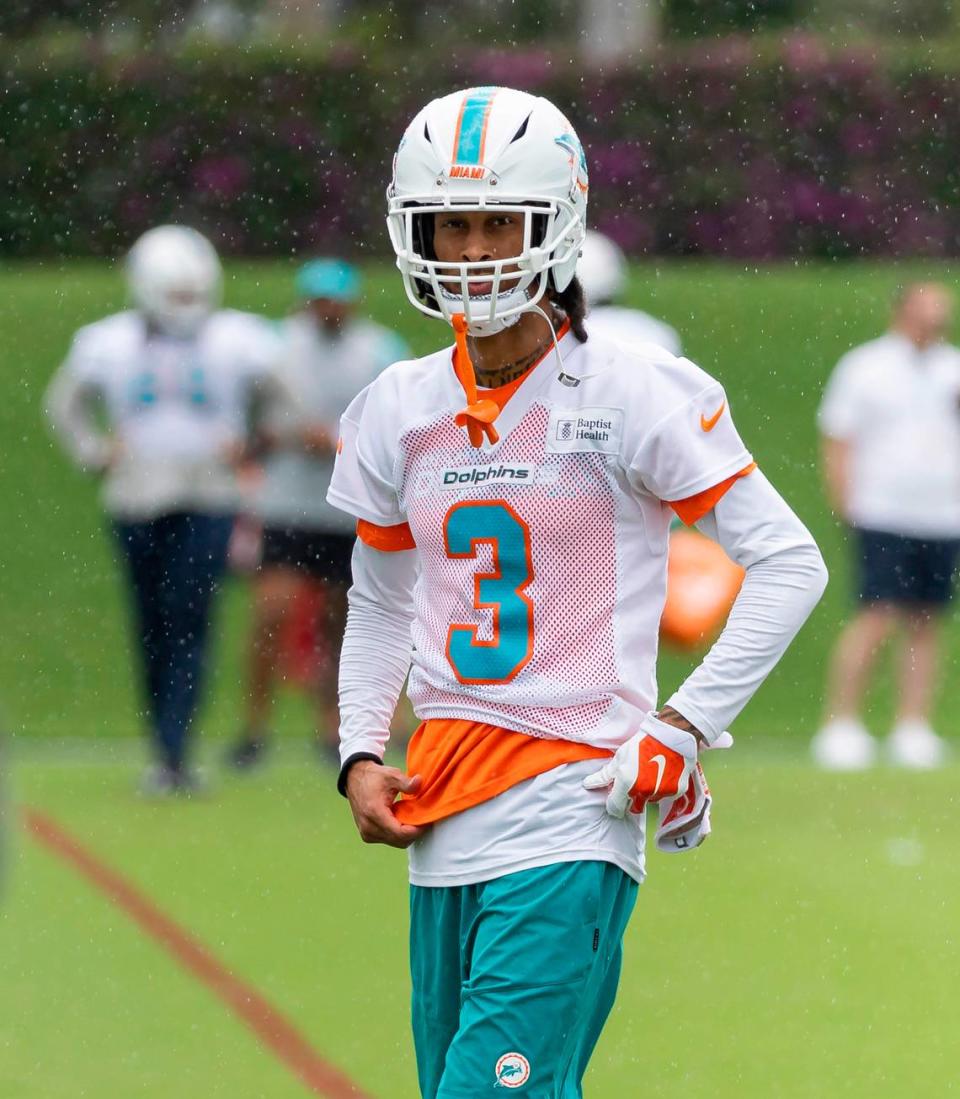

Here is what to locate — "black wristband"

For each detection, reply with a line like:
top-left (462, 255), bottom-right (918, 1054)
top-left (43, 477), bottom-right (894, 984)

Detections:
top-left (337, 753), bottom-right (383, 797)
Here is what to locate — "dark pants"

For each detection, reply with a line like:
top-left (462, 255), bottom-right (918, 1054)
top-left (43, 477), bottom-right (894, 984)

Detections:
top-left (114, 512), bottom-right (234, 771)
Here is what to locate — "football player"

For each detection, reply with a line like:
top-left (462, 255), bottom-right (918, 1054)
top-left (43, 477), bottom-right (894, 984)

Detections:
top-left (329, 87), bottom-right (828, 1097)
top-left (45, 225), bottom-right (283, 794)
top-left (578, 228), bottom-right (682, 354)
top-left (228, 258), bottom-right (410, 770)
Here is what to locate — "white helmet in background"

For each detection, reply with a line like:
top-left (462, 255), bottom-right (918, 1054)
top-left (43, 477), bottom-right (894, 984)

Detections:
top-left (126, 225), bottom-right (222, 338)
top-left (577, 230), bottom-right (627, 307)
top-left (387, 86), bottom-right (589, 336)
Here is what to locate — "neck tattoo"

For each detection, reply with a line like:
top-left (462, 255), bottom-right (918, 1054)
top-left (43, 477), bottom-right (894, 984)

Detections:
top-left (474, 338), bottom-right (553, 389)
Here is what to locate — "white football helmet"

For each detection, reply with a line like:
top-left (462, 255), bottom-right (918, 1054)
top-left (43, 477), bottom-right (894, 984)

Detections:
top-left (577, 229), bottom-right (627, 307)
top-left (126, 225), bottom-right (222, 338)
top-left (387, 86), bottom-right (588, 336)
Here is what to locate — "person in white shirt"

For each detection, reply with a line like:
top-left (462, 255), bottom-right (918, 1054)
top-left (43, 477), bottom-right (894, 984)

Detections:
top-left (329, 86), bottom-right (826, 1098)
top-left (813, 283), bottom-right (960, 771)
top-left (45, 225), bottom-right (283, 794)
top-left (577, 229), bottom-right (682, 355)
top-left (227, 259), bottom-right (409, 770)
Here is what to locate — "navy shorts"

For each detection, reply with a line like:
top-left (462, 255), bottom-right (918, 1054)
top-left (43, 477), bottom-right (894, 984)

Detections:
top-left (260, 527), bottom-right (355, 586)
top-left (855, 527), bottom-right (960, 607)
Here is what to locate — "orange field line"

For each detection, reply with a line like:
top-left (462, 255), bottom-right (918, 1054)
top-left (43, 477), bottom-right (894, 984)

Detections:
top-left (23, 807), bottom-right (374, 1099)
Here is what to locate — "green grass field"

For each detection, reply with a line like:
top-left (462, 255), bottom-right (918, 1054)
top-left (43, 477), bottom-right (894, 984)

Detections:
top-left (3, 261), bottom-right (960, 1097)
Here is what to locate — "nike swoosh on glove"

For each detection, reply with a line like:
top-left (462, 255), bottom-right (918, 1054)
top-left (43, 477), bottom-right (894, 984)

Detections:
top-left (655, 732), bottom-right (733, 853)
top-left (582, 713), bottom-right (698, 819)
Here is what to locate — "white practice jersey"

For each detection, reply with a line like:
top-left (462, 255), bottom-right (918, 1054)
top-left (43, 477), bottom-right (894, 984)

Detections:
top-left (818, 332), bottom-right (960, 538)
top-left (45, 309), bottom-right (282, 520)
top-left (253, 313), bottom-right (409, 533)
top-left (586, 304), bottom-right (682, 357)
top-left (329, 325), bottom-right (752, 752)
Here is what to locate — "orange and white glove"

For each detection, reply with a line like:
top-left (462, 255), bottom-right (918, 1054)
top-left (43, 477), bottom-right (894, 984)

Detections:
top-left (654, 733), bottom-right (733, 852)
top-left (583, 713), bottom-right (698, 819)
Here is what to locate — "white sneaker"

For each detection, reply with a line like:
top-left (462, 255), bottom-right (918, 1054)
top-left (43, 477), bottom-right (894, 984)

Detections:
top-left (138, 764), bottom-right (179, 799)
top-left (811, 719), bottom-right (878, 771)
top-left (138, 764), bottom-right (211, 799)
top-left (886, 721), bottom-right (948, 770)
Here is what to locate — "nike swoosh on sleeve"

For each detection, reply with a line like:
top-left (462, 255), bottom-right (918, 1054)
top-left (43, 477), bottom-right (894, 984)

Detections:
top-left (700, 402), bottom-right (726, 432)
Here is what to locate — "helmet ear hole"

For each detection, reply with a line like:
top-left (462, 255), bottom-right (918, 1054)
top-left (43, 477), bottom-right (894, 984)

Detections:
top-left (410, 210), bottom-right (439, 309)
top-left (533, 210), bottom-right (557, 290)
top-left (412, 210), bottom-right (437, 261)
top-left (531, 211), bottom-right (548, 249)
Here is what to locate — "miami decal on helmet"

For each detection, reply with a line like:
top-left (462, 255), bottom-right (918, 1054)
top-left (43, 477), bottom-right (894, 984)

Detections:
top-left (451, 86), bottom-right (499, 171)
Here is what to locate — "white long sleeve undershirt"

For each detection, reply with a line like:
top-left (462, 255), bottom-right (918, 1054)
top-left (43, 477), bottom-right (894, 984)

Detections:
top-left (667, 469), bottom-right (828, 741)
top-left (337, 540), bottom-right (417, 768)
top-left (44, 369), bottom-right (113, 471)
top-left (337, 470), bottom-right (827, 767)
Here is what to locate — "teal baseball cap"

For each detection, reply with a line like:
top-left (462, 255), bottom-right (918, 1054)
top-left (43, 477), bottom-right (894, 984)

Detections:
top-left (295, 258), bottom-right (362, 303)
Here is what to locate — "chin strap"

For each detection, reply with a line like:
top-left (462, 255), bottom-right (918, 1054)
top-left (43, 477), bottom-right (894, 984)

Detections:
top-left (530, 302), bottom-right (568, 375)
top-left (451, 313), bottom-right (500, 448)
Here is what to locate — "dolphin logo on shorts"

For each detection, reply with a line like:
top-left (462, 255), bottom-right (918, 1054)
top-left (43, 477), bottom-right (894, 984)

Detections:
top-left (495, 1052), bottom-right (531, 1088)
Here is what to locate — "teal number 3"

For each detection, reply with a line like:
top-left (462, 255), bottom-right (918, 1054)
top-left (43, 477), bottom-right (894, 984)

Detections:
top-left (444, 500), bottom-right (534, 685)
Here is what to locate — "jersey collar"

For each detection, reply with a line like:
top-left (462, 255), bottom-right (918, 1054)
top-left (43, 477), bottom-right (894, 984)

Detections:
top-left (448, 320), bottom-right (581, 451)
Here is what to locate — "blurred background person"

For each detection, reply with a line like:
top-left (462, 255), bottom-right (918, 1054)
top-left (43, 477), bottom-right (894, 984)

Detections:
top-left (45, 225), bottom-right (284, 795)
top-left (577, 229), bottom-right (682, 355)
top-left (227, 258), bottom-right (410, 770)
top-left (577, 233), bottom-right (728, 656)
top-left (812, 282), bottom-right (960, 771)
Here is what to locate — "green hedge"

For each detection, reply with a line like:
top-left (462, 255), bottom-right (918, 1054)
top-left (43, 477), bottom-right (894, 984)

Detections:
top-left (4, 40), bottom-right (960, 258)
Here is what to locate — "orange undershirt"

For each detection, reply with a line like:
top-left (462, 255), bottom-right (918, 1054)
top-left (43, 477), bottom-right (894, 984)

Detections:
top-left (470, 324), bottom-right (570, 411)
top-left (393, 719), bottom-right (610, 827)
top-left (669, 462), bottom-right (757, 525)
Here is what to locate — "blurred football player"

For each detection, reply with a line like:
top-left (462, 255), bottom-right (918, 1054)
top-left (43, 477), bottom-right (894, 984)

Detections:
top-left (578, 235), bottom-right (738, 651)
top-left (227, 258), bottom-right (410, 770)
top-left (578, 228), bottom-right (681, 354)
top-left (813, 282), bottom-right (960, 770)
top-left (330, 87), bottom-right (827, 1097)
top-left (45, 225), bottom-right (283, 795)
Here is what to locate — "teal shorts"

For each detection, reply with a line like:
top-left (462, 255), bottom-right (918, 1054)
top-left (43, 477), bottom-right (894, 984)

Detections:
top-left (410, 860), bottom-right (638, 1098)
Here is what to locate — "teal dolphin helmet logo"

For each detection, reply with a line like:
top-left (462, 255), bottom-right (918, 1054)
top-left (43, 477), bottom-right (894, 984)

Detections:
top-left (554, 133), bottom-right (589, 196)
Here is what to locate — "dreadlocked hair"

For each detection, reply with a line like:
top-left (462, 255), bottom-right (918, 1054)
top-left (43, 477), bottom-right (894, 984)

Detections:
top-left (549, 275), bottom-right (589, 343)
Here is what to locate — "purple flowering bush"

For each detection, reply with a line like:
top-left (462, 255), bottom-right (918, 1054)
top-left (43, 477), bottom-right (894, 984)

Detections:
top-left (3, 39), bottom-right (960, 258)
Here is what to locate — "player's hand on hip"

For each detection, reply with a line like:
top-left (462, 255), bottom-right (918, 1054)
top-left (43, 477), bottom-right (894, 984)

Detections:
top-left (583, 713), bottom-right (698, 819)
top-left (345, 761), bottom-right (425, 849)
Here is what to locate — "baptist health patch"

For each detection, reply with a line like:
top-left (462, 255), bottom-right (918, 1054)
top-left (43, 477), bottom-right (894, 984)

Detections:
top-left (495, 1052), bottom-right (531, 1088)
top-left (546, 406), bottom-right (623, 455)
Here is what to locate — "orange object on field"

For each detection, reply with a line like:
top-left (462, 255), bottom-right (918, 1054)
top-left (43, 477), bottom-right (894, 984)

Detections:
top-left (660, 528), bottom-right (745, 651)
